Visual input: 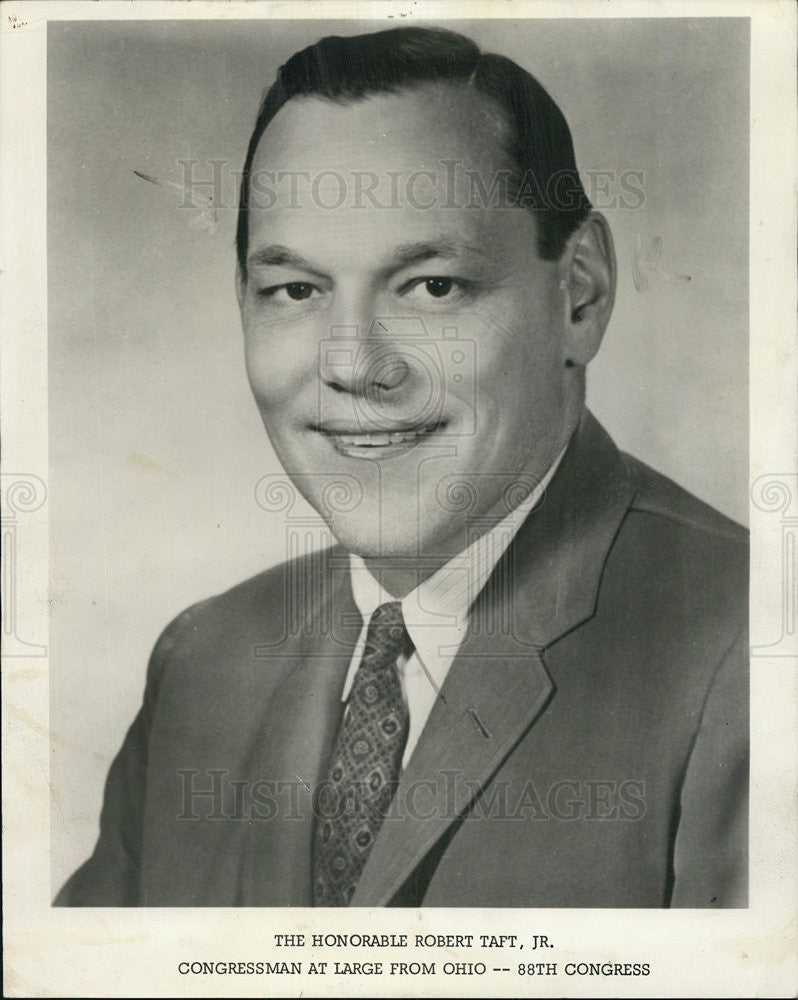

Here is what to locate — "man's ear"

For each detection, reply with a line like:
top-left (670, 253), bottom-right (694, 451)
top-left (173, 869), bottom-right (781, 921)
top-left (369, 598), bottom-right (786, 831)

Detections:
top-left (560, 213), bottom-right (616, 367)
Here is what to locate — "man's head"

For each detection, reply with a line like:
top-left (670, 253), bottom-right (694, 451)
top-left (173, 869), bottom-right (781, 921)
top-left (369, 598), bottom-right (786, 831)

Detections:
top-left (236, 27), bottom-right (616, 586)
top-left (236, 27), bottom-right (592, 274)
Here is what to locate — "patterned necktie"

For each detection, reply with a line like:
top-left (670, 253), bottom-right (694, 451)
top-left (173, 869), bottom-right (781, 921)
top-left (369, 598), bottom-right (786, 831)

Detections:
top-left (312, 601), bottom-right (412, 906)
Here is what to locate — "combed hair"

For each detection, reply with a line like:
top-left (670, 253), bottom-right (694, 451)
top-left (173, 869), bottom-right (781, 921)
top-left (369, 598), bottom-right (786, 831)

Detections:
top-left (236, 26), bottom-right (591, 275)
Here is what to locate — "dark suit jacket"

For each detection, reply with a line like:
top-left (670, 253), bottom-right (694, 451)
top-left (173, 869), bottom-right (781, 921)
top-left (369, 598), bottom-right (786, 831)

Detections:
top-left (55, 411), bottom-right (748, 907)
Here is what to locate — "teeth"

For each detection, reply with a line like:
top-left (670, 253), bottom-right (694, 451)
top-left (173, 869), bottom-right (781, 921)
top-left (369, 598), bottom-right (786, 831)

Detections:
top-left (331, 425), bottom-right (438, 447)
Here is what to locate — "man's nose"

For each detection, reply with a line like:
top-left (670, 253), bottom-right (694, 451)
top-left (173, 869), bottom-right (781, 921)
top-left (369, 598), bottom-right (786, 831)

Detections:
top-left (319, 318), bottom-right (411, 399)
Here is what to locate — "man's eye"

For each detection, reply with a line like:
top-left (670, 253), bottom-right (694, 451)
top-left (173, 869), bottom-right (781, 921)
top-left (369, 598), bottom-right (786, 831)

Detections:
top-left (402, 277), bottom-right (470, 302)
top-left (284, 282), bottom-right (315, 300)
top-left (424, 277), bottom-right (454, 298)
top-left (258, 282), bottom-right (318, 302)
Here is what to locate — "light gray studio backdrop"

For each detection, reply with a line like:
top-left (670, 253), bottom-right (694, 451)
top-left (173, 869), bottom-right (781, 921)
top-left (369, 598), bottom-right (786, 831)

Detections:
top-left (49, 17), bottom-right (749, 890)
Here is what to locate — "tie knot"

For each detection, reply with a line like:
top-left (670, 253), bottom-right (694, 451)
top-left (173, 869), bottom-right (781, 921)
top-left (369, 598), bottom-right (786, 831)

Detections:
top-left (363, 601), bottom-right (411, 662)
top-left (370, 600), bottom-right (404, 628)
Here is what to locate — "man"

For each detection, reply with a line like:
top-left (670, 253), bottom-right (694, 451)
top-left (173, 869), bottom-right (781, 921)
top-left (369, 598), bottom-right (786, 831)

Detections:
top-left (55, 26), bottom-right (748, 907)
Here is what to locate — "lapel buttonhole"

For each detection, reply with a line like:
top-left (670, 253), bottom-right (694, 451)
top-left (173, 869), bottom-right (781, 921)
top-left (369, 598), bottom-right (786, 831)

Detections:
top-left (468, 708), bottom-right (492, 740)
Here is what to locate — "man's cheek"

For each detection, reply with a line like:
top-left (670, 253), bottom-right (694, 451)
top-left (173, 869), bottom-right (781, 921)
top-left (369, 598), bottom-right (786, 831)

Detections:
top-left (245, 357), bottom-right (282, 408)
top-left (245, 338), bottom-right (314, 405)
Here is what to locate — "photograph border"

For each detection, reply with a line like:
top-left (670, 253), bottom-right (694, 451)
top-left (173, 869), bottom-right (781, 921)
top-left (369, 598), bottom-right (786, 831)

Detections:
top-left (2, 1), bottom-right (796, 997)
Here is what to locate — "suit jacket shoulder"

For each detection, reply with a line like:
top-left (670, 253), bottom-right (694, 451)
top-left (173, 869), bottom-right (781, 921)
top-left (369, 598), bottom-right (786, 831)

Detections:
top-left (618, 450), bottom-right (748, 632)
top-left (623, 451), bottom-right (748, 543)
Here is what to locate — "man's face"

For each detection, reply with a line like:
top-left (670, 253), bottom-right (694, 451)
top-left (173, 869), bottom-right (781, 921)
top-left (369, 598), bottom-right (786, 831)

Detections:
top-left (238, 84), bottom-right (578, 566)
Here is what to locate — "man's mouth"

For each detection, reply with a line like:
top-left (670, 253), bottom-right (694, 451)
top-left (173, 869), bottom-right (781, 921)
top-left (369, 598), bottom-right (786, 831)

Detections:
top-left (314, 421), bottom-right (446, 457)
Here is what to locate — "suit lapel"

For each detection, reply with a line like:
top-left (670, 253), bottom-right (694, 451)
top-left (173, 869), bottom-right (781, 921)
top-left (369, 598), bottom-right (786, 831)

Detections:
top-left (244, 554), bottom-right (361, 905)
top-left (350, 626), bottom-right (552, 906)
top-left (351, 410), bottom-right (634, 906)
top-left (507, 409), bottom-right (635, 649)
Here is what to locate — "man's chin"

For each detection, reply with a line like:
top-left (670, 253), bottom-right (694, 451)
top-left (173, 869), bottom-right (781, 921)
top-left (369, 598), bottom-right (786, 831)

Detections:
top-left (328, 529), bottom-right (426, 563)
top-left (325, 513), bottom-right (470, 566)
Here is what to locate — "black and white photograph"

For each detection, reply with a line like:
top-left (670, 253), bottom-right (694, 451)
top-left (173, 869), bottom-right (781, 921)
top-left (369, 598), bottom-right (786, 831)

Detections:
top-left (2, 2), bottom-right (796, 997)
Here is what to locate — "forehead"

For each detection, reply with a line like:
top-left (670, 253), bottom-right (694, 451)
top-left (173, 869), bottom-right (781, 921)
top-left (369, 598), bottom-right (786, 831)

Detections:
top-left (252, 83), bottom-right (512, 179)
top-left (246, 84), bottom-right (539, 268)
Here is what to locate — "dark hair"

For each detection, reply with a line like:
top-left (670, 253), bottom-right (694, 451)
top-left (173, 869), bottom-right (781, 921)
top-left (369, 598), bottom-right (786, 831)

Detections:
top-left (236, 26), bottom-right (591, 277)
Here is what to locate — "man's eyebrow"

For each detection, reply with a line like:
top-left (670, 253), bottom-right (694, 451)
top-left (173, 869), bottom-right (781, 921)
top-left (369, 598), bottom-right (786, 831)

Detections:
top-left (247, 245), bottom-right (326, 275)
top-left (390, 240), bottom-right (486, 267)
top-left (247, 239), bottom-right (488, 275)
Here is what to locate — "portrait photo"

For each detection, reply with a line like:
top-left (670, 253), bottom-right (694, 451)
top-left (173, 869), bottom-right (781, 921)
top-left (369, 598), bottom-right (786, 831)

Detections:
top-left (3, 2), bottom-right (797, 995)
top-left (46, 15), bottom-right (752, 911)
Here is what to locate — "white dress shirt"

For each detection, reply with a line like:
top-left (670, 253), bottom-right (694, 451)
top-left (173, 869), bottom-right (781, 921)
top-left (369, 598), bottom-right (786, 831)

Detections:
top-left (343, 449), bottom-right (566, 768)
